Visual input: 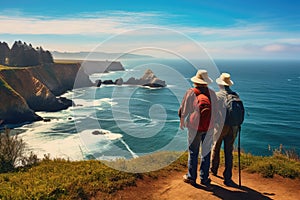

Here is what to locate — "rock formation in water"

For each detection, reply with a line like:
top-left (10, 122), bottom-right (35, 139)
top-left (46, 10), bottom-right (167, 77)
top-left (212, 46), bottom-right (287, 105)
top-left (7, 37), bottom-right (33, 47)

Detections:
top-left (125, 69), bottom-right (166, 87)
top-left (99, 69), bottom-right (166, 88)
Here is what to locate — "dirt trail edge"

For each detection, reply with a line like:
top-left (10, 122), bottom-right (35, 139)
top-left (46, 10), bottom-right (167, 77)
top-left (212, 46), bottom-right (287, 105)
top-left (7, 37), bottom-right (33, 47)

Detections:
top-left (99, 166), bottom-right (300, 200)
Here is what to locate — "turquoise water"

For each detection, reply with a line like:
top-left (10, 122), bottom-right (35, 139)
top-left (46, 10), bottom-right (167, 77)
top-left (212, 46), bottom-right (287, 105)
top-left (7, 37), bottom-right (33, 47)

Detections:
top-left (19, 59), bottom-right (300, 160)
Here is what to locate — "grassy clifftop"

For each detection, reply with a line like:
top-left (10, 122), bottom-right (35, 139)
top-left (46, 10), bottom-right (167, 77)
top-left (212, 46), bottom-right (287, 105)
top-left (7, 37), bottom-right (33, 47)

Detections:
top-left (0, 151), bottom-right (299, 199)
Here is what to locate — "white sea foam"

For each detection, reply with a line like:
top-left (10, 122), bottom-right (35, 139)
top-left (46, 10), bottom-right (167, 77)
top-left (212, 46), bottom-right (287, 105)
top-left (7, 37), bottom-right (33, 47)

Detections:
top-left (78, 129), bottom-right (123, 153)
top-left (79, 129), bottom-right (122, 141)
top-left (20, 123), bottom-right (85, 161)
top-left (119, 138), bottom-right (138, 158)
top-left (97, 98), bottom-right (118, 106)
top-left (72, 98), bottom-right (117, 108)
top-left (116, 97), bottom-right (151, 103)
top-left (77, 127), bottom-right (139, 160)
top-left (64, 90), bottom-right (86, 99)
top-left (19, 107), bottom-right (89, 160)
top-left (20, 121), bottom-right (126, 161)
top-left (125, 69), bottom-right (138, 72)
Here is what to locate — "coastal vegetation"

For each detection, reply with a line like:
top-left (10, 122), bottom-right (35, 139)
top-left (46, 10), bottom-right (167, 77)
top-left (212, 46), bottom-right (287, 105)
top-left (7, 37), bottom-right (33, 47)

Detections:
top-left (0, 129), bottom-right (299, 199)
top-left (0, 41), bottom-right (53, 67)
top-left (0, 129), bottom-right (38, 173)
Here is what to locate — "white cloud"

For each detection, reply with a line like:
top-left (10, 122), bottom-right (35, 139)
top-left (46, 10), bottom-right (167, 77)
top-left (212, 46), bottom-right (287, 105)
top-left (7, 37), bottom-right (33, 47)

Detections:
top-left (1, 11), bottom-right (299, 59)
top-left (0, 15), bottom-right (125, 35)
top-left (262, 44), bottom-right (287, 52)
top-left (203, 42), bottom-right (300, 59)
top-left (0, 11), bottom-right (277, 38)
top-left (0, 11), bottom-right (164, 35)
top-left (179, 24), bottom-right (270, 37)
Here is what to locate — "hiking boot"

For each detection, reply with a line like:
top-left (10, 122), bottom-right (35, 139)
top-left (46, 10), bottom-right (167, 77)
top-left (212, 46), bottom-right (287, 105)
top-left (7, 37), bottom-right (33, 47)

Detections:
top-left (183, 175), bottom-right (196, 185)
top-left (200, 178), bottom-right (211, 186)
top-left (224, 179), bottom-right (238, 187)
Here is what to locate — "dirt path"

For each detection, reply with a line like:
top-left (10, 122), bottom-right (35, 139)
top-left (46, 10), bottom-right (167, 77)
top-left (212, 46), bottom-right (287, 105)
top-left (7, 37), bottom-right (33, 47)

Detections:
top-left (105, 167), bottom-right (300, 200)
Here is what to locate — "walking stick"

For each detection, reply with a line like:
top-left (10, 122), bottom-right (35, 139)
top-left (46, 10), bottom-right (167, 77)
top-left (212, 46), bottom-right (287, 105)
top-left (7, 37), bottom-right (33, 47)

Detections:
top-left (238, 126), bottom-right (241, 187)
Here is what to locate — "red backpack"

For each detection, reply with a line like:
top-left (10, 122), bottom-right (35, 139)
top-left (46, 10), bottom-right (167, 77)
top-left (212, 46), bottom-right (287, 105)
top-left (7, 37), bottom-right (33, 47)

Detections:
top-left (188, 88), bottom-right (212, 132)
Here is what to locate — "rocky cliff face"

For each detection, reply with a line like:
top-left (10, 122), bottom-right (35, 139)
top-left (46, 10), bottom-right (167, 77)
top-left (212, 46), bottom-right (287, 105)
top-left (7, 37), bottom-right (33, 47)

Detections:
top-left (0, 63), bottom-right (92, 126)
top-left (0, 77), bottom-right (42, 124)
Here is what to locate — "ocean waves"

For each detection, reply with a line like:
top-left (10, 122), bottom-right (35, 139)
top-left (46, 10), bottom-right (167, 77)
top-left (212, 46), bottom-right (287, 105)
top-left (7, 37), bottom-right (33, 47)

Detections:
top-left (18, 59), bottom-right (300, 160)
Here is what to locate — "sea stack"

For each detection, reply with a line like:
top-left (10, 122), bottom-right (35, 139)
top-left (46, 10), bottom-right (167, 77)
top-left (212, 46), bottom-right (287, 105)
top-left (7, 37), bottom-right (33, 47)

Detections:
top-left (99, 69), bottom-right (167, 88)
top-left (125, 69), bottom-right (167, 87)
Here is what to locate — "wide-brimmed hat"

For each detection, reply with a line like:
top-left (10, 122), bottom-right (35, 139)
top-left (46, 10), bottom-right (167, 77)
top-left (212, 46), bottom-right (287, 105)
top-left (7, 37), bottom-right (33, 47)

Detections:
top-left (216, 73), bottom-right (234, 86)
top-left (190, 70), bottom-right (213, 85)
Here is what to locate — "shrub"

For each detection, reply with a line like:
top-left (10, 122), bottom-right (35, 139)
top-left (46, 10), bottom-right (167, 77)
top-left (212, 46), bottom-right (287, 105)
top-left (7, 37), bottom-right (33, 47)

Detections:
top-left (0, 129), bottom-right (39, 173)
top-left (272, 144), bottom-right (299, 161)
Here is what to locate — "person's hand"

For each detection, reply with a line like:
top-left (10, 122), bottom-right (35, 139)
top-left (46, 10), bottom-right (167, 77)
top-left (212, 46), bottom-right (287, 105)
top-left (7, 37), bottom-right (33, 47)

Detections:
top-left (180, 118), bottom-right (186, 130)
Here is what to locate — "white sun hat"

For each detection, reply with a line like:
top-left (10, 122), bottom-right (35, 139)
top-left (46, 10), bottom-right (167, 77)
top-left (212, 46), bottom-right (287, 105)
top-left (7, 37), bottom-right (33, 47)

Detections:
top-left (216, 72), bottom-right (234, 86)
top-left (190, 70), bottom-right (213, 85)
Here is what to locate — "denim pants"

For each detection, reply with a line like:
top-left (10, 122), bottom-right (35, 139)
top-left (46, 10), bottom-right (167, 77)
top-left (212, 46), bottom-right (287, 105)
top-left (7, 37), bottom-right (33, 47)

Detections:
top-left (211, 125), bottom-right (238, 181)
top-left (187, 130), bottom-right (211, 182)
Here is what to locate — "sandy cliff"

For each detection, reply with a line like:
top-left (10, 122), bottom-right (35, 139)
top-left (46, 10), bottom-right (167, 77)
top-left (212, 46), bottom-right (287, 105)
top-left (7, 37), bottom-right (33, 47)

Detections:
top-left (0, 63), bottom-right (92, 125)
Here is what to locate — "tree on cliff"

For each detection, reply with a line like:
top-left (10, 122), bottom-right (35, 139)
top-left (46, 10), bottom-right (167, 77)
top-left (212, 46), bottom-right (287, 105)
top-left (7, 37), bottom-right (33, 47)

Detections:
top-left (9, 41), bottom-right (24, 66)
top-left (0, 42), bottom-right (10, 65)
top-left (37, 47), bottom-right (54, 64)
top-left (9, 41), bottom-right (39, 67)
top-left (8, 41), bottom-right (54, 67)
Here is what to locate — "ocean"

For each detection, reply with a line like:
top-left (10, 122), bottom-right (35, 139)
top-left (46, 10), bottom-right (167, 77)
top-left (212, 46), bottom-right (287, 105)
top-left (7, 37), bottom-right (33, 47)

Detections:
top-left (18, 59), bottom-right (300, 162)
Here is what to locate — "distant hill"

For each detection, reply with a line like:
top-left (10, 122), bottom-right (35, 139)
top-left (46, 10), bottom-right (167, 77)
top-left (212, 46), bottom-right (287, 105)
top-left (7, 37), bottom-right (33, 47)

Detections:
top-left (52, 51), bottom-right (154, 60)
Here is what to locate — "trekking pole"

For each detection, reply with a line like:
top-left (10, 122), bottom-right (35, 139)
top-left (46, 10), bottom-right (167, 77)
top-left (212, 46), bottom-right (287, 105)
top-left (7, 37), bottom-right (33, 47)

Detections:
top-left (238, 126), bottom-right (241, 187)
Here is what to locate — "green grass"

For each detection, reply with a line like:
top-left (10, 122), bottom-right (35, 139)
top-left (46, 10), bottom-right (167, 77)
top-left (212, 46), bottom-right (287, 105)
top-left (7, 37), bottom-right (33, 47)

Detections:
top-left (54, 59), bottom-right (82, 64)
top-left (0, 64), bottom-right (31, 71)
top-left (0, 159), bottom-right (138, 199)
top-left (0, 152), bottom-right (187, 199)
top-left (0, 150), bottom-right (299, 199)
top-left (237, 152), bottom-right (300, 178)
top-left (217, 148), bottom-right (300, 179)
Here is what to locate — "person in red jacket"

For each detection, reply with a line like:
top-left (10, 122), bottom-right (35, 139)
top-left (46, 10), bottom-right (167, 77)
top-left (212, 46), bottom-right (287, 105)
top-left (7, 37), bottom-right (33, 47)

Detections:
top-left (178, 70), bottom-right (216, 186)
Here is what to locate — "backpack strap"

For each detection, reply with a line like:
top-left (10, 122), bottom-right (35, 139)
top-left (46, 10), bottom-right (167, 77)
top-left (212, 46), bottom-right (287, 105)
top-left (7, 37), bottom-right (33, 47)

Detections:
top-left (226, 90), bottom-right (238, 96)
top-left (225, 91), bottom-right (239, 101)
top-left (192, 87), bottom-right (211, 100)
top-left (192, 87), bottom-right (201, 96)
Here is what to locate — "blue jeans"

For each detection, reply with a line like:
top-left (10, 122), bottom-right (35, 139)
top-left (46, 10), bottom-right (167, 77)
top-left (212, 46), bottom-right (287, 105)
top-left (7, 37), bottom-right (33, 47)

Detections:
top-left (187, 130), bottom-right (211, 182)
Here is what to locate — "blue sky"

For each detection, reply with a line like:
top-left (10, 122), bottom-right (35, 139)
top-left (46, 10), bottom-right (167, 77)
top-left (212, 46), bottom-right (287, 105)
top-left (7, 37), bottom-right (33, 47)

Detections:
top-left (1, 0), bottom-right (300, 59)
